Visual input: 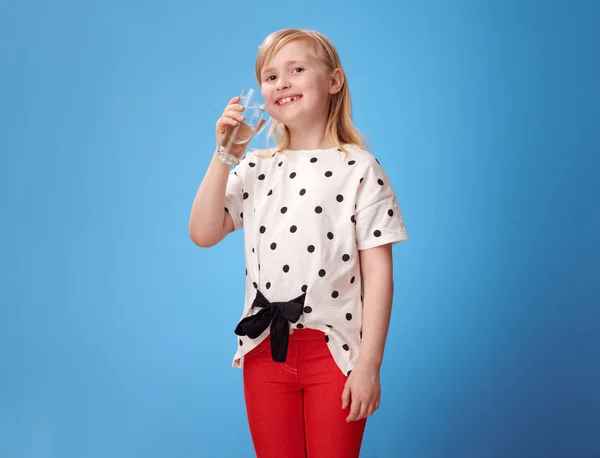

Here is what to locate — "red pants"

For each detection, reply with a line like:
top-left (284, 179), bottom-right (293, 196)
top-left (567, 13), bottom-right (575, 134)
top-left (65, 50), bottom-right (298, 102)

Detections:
top-left (243, 328), bottom-right (367, 458)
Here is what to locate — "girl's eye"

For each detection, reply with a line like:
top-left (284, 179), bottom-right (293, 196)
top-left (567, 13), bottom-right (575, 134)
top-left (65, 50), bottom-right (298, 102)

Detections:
top-left (293, 67), bottom-right (304, 73)
top-left (266, 75), bottom-right (276, 81)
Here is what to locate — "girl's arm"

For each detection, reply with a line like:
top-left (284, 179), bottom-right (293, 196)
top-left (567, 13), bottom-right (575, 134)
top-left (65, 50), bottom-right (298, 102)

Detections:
top-left (356, 243), bottom-right (394, 369)
top-left (188, 154), bottom-right (234, 247)
top-left (189, 95), bottom-right (246, 247)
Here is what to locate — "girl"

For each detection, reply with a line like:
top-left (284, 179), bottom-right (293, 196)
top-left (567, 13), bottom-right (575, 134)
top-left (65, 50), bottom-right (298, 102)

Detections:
top-left (189, 28), bottom-right (410, 458)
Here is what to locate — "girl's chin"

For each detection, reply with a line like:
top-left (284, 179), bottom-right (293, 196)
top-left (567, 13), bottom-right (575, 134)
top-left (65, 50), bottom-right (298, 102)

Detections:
top-left (266, 113), bottom-right (308, 130)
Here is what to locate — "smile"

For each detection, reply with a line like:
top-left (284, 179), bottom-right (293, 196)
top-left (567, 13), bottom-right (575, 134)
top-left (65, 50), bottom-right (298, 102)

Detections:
top-left (276, 95), bottom-right (302, 106)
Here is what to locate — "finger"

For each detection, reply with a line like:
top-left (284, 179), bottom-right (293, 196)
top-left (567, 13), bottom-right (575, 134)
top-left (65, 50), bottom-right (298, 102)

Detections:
top-left (357, 400), bottom-right (369, 420)
top-left (347, 399), bottom-right (361, 422)
top-left (217, 118), bottom-right (239, 132)
top-left (366, 401), bottom-right (377, 418)
top-left (226, 96), bottom-right (241, 105)
top-left (224, 103), bottom-right (245, 113)
top-left (223, 110), bottom-right (246, 122)
top-left (341, 382), bottom-right (351, 410)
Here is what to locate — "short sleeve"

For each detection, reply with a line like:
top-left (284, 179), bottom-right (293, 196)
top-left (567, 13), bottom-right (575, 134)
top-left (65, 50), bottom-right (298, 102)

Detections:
top-left (224, 167), bottom-right (244, 232)
top-left (354, 160), bottom-right (409, 250)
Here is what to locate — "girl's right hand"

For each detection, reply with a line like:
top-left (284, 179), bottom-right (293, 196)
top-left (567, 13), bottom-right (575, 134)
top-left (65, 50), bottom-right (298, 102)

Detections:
top-left (215, 96), bottom-right (245, 147)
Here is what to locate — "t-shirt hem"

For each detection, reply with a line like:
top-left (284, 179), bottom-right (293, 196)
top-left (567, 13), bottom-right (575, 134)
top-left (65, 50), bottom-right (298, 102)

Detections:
top-left (231, 325), bottom-right (354, 376)
top-left (357, 231), bottom-right (410, 250)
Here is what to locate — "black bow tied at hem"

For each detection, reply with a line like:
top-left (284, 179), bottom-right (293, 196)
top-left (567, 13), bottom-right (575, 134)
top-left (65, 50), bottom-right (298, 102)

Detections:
top-left (234, 290), bottom-right (306, 362)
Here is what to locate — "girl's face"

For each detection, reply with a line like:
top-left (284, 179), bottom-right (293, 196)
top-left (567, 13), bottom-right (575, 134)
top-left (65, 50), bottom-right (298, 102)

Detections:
top-left (260, 40), bottom-right (337, 129)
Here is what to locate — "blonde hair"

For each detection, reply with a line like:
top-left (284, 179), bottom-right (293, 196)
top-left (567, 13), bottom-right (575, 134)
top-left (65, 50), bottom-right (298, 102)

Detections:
top-left (252, 28), bottom-right (366, 159)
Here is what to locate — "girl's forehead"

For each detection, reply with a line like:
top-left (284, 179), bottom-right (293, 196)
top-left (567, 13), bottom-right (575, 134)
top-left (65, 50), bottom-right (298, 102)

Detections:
top-left (269, 40), bottom-right (318, 64)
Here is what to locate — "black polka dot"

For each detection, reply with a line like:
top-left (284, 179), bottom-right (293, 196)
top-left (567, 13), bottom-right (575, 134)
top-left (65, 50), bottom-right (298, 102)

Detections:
top-left (347, 370), bottom-right (352, 376)
top-left (336, 194), bottom-right (344, 202)
top-left (360, 177), bottom-right (364, 184)
top-left (350, 215), bottom-right (356, 224)
top-left (278, 161), bottom-right (283, 167)
top-left (332, 291), bottom-right (339, 298)
top-left (283, 265), bottom-right (290, 273)
top-left (348, 160), bottom-right (356, 165)
top-left (240, 212), bottom-right (243, 219)
top-left (224, 207), bottom-right (229, 213)
top-left (299, 188), bottom-right (306, 196)
top-left (252, 282), bottom-right (258, 289)
top-left (297, 323), bottom-right (304, 328)
top-left (281, 207), bottom-right (288, 214)
top-left (266, 282), bottom-right (271, 289)
top-left (361, 295), bottom-right (363, 302)
top-left (326, 324), bottom-right (333, 328)
top-left (378, 179), bottom-right (384, 186)
top-left (249, 162), bottom-right (256, 167)
top-left (315, 206), bottom-right (322, 213)
top-left (258, 174), bottom-right (265, 180)
top-left (304, 306), bottom-right (312, 313)
top-left (342, 254), bottom-right (350, 262)
top-left (243, 192), bottom-right (249, 199)
top-left (342, 344), bottom-right (349, 351)
top-left (350, 276), bottom-right (355, 284)
top-left (252, 247), bottom-right (254, 253)
top-left (245, 268), bottom-right (247, 275)
top-left (290, 225), bottom-right (297, 233)
top-left (290, 172), bottom-right (296, 179)
top-left (270, 242), bottom-right (277, 250)
top-left (346, 313), bottom-right (353, 321)
top-left (388, 209), bottom-right (394, 216)
top-left (319, 269), bottom-right (326, 277)
top-left (267, 189), bottom-right (273, 196)
top-left (310, 157), bottom-right (318, 163)
top-left (301, 284), bottom-right (307, 292)
top-left (360, 331), bottom-right (363, 339)
top-left (260, 226), bottom-right (266, 233)
top-left (325, 335), bottom-right (329, 343)
top-left (325, 171), bottom-right (333, 177)
top-left (258, 264), bottom-right (260, 270)
top-left (307, 245), bottom-right (315, 253)
top-left (376, 158), bottom-right (380, 164)
top-left (374, 230), bottom-right (382, 237)
top-left (327, 232), bottom-right (334, 240)
top-left (239, 339), bottom-right (243, 345)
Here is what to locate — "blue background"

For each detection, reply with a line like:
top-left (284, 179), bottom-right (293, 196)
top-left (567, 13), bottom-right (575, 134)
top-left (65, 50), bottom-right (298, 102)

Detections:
top-left (1, 1), bottom-right (598, 457)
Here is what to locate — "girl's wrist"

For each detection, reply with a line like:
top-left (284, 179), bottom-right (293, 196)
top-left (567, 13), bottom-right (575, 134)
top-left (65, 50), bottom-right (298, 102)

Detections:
top-left (355, 356), bottom-right (382, 371)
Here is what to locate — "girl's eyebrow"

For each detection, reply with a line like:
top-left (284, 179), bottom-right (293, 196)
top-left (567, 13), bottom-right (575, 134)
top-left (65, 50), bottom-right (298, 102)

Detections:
top-left (261, 60), bottom-right (309, 76)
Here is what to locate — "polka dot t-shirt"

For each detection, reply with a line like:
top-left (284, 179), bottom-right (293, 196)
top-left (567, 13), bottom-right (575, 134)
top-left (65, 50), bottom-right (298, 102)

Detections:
top-left (224, 145), bottom-right (410, 375)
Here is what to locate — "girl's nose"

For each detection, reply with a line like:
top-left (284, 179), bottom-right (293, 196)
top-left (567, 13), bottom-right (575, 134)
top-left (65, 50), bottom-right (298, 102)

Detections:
top-left (276, 77), bottom-right (290, 90)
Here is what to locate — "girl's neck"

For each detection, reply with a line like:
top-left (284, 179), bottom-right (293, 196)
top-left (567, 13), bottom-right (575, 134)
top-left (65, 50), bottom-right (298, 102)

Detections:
top-left (286, 120), bottom-right (331, 151)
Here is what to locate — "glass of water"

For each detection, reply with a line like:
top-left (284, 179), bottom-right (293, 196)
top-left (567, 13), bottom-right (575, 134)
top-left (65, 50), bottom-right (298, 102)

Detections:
top-left (216, 88), bottom-right (268, 166)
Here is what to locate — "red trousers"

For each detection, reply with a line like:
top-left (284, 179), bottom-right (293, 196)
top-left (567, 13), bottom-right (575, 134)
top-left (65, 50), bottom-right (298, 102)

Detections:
top-left (242, 328), bottom-right (367, 458)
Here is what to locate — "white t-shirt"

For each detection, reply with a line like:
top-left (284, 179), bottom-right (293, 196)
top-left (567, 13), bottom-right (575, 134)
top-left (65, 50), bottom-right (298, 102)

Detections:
top-left (224, 144), bottom-right (410, 375)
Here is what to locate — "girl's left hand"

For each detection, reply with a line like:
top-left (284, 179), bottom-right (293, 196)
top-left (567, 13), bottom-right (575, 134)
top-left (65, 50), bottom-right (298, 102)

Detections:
top-left (341, 363), bottom-right (381, 421)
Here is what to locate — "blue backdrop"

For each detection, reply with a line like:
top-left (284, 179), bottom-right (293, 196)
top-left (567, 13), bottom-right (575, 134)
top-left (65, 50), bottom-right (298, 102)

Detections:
top-left (1, 1), bottom-right (598, 457)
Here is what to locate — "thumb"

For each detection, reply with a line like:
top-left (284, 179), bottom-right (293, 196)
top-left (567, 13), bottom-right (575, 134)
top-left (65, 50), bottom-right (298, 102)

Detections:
top-left (341, 380), bottom-right (351, 409)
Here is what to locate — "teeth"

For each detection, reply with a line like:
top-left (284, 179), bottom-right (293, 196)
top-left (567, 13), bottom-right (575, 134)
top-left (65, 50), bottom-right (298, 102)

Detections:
top-left (278, 96), bottom-right (298, 105)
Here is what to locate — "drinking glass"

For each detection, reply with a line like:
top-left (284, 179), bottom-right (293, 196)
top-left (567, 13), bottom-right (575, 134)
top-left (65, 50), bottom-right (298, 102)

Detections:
top-left (216, 88), bottom-right (268, 166)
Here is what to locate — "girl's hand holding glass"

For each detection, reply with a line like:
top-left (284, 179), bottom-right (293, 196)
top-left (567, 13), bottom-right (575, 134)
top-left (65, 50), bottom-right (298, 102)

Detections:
top-left (215, 96), bottom-right (244, 145)
top-left (215, 89), bottom-right (268, 165)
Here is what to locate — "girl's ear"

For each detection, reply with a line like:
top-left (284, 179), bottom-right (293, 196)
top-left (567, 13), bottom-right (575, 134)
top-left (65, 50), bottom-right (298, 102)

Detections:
top-left (329, 68), bottom-right (345, 95)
